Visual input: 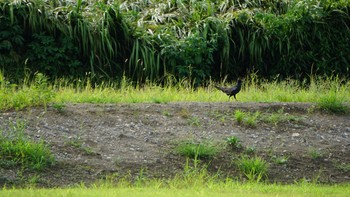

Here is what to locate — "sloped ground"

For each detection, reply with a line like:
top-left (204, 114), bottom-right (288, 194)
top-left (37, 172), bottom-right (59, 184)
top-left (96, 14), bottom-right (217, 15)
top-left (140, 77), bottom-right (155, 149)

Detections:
top-left (0, 102), bottom-right (349, 187)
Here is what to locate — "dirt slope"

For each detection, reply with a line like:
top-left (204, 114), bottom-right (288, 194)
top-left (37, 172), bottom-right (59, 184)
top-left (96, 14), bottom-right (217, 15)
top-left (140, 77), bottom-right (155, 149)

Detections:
top-left (1, 102), bottom-right (349, 187)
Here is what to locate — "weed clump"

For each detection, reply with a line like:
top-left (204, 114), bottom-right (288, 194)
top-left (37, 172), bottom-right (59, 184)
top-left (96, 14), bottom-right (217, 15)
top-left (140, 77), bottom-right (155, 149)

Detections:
top-left (317, 94), bottom-right (348, 114)
top-left (226, 136), bottom-right (242, 149)
top-left (0, 120), bottom-right (55, 171)
top-left (236, 155), bottom-right (269, 182)
top-left (175, 141), bottom-right (220, 159)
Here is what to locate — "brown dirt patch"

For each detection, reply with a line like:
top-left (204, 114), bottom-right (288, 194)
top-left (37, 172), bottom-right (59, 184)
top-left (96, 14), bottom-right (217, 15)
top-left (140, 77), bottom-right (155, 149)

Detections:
top-left (1, 102), bottom-right (349, 187)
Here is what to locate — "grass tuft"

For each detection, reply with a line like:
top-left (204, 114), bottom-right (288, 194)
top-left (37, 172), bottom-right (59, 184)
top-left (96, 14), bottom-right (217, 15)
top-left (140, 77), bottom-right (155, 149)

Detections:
top-left (175, 141), bottom-right (220, 159)
top-left (309, 148), bottom-right (323, 160)
top-left (317, 94), bottom-right (348, 114)
top-left (226, 136), bottom-right (242, 149)
top-left (236, 155), bottom-right (269, 182)
top-left (0, 120), bottom-right (55, 171)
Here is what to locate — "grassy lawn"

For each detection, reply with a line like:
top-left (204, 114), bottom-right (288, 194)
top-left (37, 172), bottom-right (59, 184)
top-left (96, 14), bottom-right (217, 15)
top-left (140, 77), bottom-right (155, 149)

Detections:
top-left (2, 182), bottom-right (350, 197)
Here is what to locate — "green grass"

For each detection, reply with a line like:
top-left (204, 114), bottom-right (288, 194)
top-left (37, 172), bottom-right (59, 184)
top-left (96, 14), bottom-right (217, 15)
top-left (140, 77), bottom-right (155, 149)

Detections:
top-left (2, 182), bottom-right (350, 197)
top-left (1, 73), bottom-right (350, 112)
top-left (272, 155), bottom-right (289, 165)
top-left (317, 93), bottom-right (348, 113)
top-left (175, 141), bottom-right (221, 159)
top-left (231, 109), bottom-right (300, 128)
top-left (309, 148), bottom-right (323, 160)
top-left (0, 120), bottom-right (55, 171)
top-left (226, 136), bottom-right (242, 149)
top-left (236, 155), bottom-right (269, 182)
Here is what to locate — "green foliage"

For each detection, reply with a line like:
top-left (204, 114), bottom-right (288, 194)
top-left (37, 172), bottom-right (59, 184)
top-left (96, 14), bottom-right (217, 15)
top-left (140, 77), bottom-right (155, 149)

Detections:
top-left (234, 110), bottom-right (245, 124)
top-left (245, 147), bottom-right (256, 155)
top-left (161, 32), bottom-right (217, 85)
top-left (170, 158), bottom-right (220, 189)
top-left (226, 136), bottom-right (242, 149)
top-left (0, 120), bottom-right (55, 171)
top-left (1, 0), bottom-right (350, 83)
top-left (261, 108), bottom-right (300, 125)
top-left (272, 155), bottom-right (289, 165)
top-left (317, 94), bottom-right (348, 114)
top-left (52, 102), bottom-right (65, 112)
top-left (188, 116), bottom-right (201, 126)
top-left (26, 33), bottom-right (82, 76)
top-left (0, 16), bottom-right (24, 72)
top-left (176, 141), bottom-right (220, 159)
top-left (0, 72), bottom-right (55, 110)
top-left (234, 110), bottom-right (260, 128)
top-left (236, 155), bottom-right (269, 182)
top-left (309, 148), bottom-right (323, 160)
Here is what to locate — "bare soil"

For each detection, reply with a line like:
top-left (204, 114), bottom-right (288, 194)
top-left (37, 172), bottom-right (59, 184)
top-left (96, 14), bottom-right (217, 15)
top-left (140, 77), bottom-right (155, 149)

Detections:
top-left (1, 102), bottom-right (350, 187)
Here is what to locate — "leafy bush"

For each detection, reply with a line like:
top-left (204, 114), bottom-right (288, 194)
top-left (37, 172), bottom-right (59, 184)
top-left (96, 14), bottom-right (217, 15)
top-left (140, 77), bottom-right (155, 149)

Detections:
top-left (161, 32), bottom-right (217, 86)
top-left (26, 33), bottom-right (82, 77)
top-left (1, 0), bottom-right (350, 83)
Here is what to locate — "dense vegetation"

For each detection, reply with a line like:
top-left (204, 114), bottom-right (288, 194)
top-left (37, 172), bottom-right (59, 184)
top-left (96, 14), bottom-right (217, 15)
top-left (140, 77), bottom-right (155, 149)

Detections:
top-left (1, 0), bottom-right (349, 85)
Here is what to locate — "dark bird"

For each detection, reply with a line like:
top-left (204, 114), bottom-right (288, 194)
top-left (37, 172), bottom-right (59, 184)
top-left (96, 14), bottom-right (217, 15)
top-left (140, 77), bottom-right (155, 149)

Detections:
top-left (215, 79), bottom-right (242, 101)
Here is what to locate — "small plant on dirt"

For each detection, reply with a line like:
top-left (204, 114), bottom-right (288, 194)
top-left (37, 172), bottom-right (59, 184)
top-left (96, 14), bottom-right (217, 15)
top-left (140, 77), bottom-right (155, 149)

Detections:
top-left (0, 121), bottom-right (55, 171)
top-left (261, 108), bottom-right (298, 125)
top-left (335, 162), bottom-right (350, 172)
top-left (234, 110), bottom-right (260, 128)
top-left (52, 102), bottom-right (65, 112)
top-left (179, 108), bottom-right (190, 118)
top-left (176, 141), bottom-right (220, 159)
top-left (66, 137), bottom-right (83, 148)
top-left (236, 155), bottom-right (269, 182)
top-left (188, 116), bottom-right (201, 126)
top-left (245, 146), bottom-right (256, 154)
top-left (309, 148), bottom-right (323, 160)
top-left (81, 146), bottom-right (96, 155)
top-left (245, 111), bottom-right (260, 128)
top-left (209, 110), bottom-right (228, 122)
top-left (162, 110), bottom-right (171, 117)
top-left (272, 155), bottom-right (289, 165)
top-left (65, 136), bottom-right (95, 155)
top-left (234, 110), bottom-right (245, 124)
top-left (226, 136), bottom-right (242, 149)
top-left (135, 168), bottom-right (148, 187)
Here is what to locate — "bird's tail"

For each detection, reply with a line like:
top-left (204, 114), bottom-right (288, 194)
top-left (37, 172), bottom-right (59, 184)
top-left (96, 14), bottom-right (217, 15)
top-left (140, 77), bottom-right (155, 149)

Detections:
top-left (214, 85), bottom-right (225, 91)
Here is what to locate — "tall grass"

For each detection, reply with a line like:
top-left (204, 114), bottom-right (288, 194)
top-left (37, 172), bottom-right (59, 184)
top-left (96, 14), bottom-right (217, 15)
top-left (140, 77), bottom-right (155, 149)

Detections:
top-left (0, 72), bottom-right (349, 111)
